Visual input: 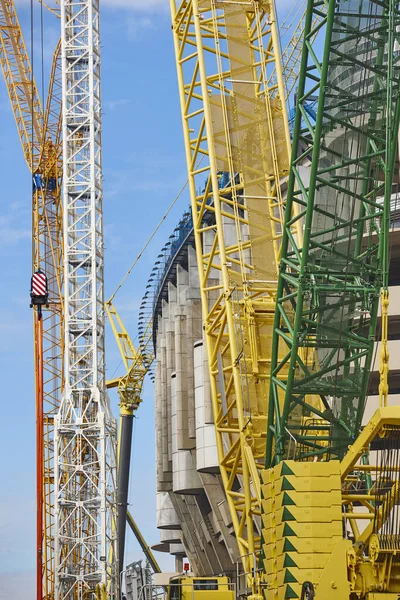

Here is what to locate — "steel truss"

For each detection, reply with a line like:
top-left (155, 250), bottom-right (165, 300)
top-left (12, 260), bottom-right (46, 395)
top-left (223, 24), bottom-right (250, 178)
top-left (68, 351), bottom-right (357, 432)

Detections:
top-left (35, 46), bottom-right (64, 600)
top-left (266, 0), bottom-right (400, 466)
top-left (0, 3), bottom-right (63, 596)
top-left (55, 0), bottom-right (118, 598)
top-left (170, 0), bottom-right (297, 591)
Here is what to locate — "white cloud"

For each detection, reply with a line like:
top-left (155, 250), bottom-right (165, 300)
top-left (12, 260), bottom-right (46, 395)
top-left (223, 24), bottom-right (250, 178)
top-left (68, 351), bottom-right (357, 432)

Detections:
top-left (126, 15), bottom-right (156, 40)
top-left (104, 98), bottom-right (130, 112)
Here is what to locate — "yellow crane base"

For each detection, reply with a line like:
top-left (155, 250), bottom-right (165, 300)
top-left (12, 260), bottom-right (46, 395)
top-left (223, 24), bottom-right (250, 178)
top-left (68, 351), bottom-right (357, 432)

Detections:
top-left (261, 409), bottom-right (400, 600)
top-left (261, 461), bottom-right (351, 599)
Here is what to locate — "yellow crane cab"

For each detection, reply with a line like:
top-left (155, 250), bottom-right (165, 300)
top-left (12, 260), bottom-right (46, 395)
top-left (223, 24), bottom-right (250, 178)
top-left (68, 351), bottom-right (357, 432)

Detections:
top-left (167, 575), bottom-right (234, 600)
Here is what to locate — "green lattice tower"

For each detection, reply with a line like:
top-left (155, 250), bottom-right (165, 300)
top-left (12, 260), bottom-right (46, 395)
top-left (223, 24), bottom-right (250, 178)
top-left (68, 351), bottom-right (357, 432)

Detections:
top-left (266, 0), bottom-right (400, 467)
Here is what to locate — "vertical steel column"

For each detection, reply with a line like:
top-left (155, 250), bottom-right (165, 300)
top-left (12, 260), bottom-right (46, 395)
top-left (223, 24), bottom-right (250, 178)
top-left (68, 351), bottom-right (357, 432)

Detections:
top-left (36, 314), bottom-right (44, 600)
top-left (55, 1), bottom-right (118, 598)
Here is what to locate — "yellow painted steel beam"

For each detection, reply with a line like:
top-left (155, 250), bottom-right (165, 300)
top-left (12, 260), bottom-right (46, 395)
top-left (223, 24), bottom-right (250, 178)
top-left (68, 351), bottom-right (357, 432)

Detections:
top-left (341, 407), bottom-right (400, 479)
top-left (269, 7), bottom-right (325, 101)
top-left (126, 511), bottom-right (161, 574)
top-left (339, 408), bottom-right (400, 594)
top-left (170, 0), bottom-right (301, 594)
top-left (105, 301), bottom-right (154, 414)
top-left (0, 0), bottom-right (43, 168)
top-left (105, 301), bottom-right (154, 574)
top-left (0, 5), bottom-right (63, 598)
top-left (34, 46), bottom-right (63, 600)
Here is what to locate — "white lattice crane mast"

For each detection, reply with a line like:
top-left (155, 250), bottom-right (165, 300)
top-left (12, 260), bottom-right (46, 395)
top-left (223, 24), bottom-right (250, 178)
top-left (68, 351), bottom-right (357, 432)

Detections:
top-left (54, 1), bottom-right (118, 598)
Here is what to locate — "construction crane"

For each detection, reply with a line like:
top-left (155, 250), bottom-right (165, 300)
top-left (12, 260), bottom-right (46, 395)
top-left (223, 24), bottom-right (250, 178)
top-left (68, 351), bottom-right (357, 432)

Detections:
top-left (270, 3), bottom-right (324, 103)
top-left (170, 0), bottom-right (400, 598)
top-left (9, 0), bottom-right (394, 597)
top-left (105, 301), bottom-right (154, 576)
top-left (170, 0), bottom-right (300, 596)
top-left (261, 0), bottom-right (400, 596)
top-left (54, 0), bottom-right (119, 596)
top-left (0, 3), bottom-right (62, 599)
top-left (0, 0), bottom-right (314, 594)
top-left (1, 0), bottom-right (161, 592)
top-left (1, 2), bottom-right (120, 597)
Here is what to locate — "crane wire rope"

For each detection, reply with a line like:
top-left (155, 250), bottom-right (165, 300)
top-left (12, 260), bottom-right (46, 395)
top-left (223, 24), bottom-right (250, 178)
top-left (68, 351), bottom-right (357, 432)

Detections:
top-left (107, 187), bottom-right (186, 304)
top-left (106, 154), bottom-right (203, 385)
top-left (108, 156), bottom-right (204, 305)
top-left (30, 2), bottom-right (43, 599)
top-left (107, 181), bottom-right (189, 304)
top-left (30, 0), bottom-right (34, 173)
top-left (273, 0), bottom-right (290, 102)
top-left (280, 0), bottom-right (306, 36)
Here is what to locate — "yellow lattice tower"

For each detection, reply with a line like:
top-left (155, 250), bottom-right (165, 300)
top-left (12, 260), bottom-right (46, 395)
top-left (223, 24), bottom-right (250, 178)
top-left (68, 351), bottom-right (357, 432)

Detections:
top-left (170, 0), bottom-right (302, 594)
top-left (0, 3), bottom-right (62, 597)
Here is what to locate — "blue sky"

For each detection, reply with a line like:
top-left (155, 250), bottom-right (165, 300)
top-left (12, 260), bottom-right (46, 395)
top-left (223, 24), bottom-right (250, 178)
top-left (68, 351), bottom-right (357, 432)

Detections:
top-left (0, 0), bottom-right (297, 597)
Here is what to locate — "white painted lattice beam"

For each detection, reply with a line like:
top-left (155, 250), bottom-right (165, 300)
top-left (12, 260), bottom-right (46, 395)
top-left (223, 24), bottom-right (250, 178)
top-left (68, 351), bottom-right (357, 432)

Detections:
top-left (55, 1), bottom-right (118, 598)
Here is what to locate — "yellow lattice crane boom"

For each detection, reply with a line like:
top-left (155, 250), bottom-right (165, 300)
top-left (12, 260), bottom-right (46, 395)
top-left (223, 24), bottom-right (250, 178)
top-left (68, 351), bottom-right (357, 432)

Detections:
top-left (268, 4), bottom-right (325, 107)
top-left (0, 0), bottom-right (42, 165)
top-left (0, 3), bottom-right (62, 598)
top-left (170, 0), bottom-right (302, 595)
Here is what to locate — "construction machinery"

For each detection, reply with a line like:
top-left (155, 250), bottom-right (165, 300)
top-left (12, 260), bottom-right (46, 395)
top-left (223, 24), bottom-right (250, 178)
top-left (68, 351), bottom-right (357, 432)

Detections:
top-left (261, 0), bottom-right (400, 594)
top-left (126, 513), bottom-right (161, 576)
top-left (5, 0), bottom-right (400, 594)
top-left (0, 0), bottom-right (163, 588)
top-left (170, 0), bottom-right (296, 594)
top-left (167, 575), bottom-right (235, 600)
top-left (54, 0), bottom-right (119, 594)
top-left (106, 300), bottom-right (154, 576)
top-left (170, 0), bottom-right (400, 598)
top-left (0, 3), bottom-right (62, 598)
top-left (0, 0), bottom-right (319, 593)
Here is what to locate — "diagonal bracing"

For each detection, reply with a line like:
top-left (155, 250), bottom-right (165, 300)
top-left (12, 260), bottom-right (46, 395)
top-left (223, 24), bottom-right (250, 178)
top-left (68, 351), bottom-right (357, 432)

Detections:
top-left (54, 1), bottom-right (118, 598)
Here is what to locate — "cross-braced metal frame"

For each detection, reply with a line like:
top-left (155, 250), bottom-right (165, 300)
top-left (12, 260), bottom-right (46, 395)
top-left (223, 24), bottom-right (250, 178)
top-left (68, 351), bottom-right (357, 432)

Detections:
top-left (266, 0), bottom-right (400, 467)
top-left (0, 4), bottom-right (64, 596)
top-left (170, 0), bottom-right (297, 591)
top-left (55, 0), bottom-right (118, 597)
top-left (36, 45), bottom-right (64, 600)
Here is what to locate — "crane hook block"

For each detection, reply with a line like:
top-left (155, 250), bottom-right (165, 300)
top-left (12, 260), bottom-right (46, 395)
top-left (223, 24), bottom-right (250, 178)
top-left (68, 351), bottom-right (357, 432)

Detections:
top-left (30, 269), bottom-right (49, 314)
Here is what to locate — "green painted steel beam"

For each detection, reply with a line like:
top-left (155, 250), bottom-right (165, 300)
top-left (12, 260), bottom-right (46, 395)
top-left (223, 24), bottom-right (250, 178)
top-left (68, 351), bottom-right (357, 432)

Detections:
top-left (266, 0), bottom-right (400, 466)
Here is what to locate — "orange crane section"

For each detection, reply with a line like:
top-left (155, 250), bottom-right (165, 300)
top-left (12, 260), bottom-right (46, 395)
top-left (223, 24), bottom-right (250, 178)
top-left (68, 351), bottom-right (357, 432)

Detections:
top-left (0, 3), bottom-right (62, 598)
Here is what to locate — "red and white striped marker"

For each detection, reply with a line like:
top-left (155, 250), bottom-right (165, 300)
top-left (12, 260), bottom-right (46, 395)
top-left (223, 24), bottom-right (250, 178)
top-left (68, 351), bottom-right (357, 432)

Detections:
top-left (31, 271), bottom-right (47, 297)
